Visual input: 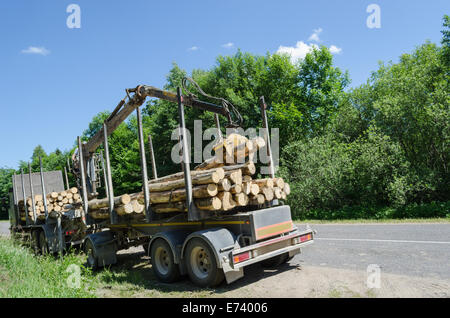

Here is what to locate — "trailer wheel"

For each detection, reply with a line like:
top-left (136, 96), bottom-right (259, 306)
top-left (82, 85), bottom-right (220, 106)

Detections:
top-left (84, 240), bottom-right (98, 270)
top-left (150, 239), bottom-right (180, 283)
top-left (185, 238), bottom-right (224, 287)
top-left (39, 231), bottom-right (49, 255)
top-left (260, 253), bottom-right (289, 268)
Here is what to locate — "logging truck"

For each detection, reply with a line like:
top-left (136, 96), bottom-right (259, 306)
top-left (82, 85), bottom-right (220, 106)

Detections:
top-left (8, 79), bottom-right (315, 287)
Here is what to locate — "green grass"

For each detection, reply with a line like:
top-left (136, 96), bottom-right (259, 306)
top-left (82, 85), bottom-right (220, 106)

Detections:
top-left (0, 238), bottom-right (218, 298)
top-left (0, 238), bottom-right (96, 298)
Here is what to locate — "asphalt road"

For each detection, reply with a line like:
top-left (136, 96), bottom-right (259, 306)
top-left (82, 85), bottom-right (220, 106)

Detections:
top-left (0, 222), bottom-right (9, 238)
top-left (1, 221), bottom-right (449, 280)
top-left (295, 223), bottom-right (450, 280)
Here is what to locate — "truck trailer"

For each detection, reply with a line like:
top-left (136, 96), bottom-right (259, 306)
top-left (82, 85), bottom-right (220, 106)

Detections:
top-left (9, 79), bottom-right (315, 287)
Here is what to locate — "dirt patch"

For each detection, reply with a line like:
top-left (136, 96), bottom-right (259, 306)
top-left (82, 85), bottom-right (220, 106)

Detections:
top-left (94, 246), bottom-right (450, 298)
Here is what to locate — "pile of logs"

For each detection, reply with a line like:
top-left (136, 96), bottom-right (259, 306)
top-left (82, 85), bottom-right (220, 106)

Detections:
top-left (87, 133), bottom-right (291, 219)
top-left (18, 188), bottom-right (82, 220)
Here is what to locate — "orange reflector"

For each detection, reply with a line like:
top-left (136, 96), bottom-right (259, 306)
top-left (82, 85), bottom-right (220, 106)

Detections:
top-left (300, 234), bottom-right (312, 242)
top-left (233, 252), bottom-right (250, 264)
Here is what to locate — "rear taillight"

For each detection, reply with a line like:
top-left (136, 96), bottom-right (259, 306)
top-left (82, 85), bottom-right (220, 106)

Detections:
top-left (65, 230), bottom-right (75, 236)
top-left (300, 233), bottom-right (312, 242)
top-left (233, 252), bottom-right (250, 264)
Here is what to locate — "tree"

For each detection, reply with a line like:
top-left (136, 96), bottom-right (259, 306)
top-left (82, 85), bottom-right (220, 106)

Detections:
top-left (0, 167), bottom-right (15, 219)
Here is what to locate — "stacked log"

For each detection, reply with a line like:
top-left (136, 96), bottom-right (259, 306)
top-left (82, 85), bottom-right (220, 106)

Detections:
top-left (18, 187), bottom-right (82, 220)
top-left (86, 133), bottom-right (291, 219)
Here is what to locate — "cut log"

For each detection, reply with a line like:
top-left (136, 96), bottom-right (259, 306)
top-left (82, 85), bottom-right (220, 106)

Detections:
top-left (261, 187), bottom-right (274, 201)
top-left (283, 183), bottom-right (291, 195)
top-left (196, 197), bottom-right (222, 211)
top-left (151, 197), bottom-right (222, 213)
top-left (147, 170), bottom-right (223, 192)
top-left (218, 178), bottom-right (231, 192)
top-left (242, 182), bottom-right (251, 195)
top-left (253, 178), bottom-right (274, 188)
top-left (249, 194), bottom-right (265, 205)
top-left (217, 192), bottom-right (235, 211)
top-left (248, 183), bottom-right (259, 196)
top-left (273, 187), bottom-right (283, 199)
top-left (134, 184), bottom-right (218, 204)
top-left (234, 193), bottom-right (248, 206)
top-left (88, 194), bottom-right (131, 210)
top-left (230, 184), bottom-right (242, 194)
top-left (225, 169), bottom-right (242, 185)
top-left (148, 168), bottom-right (225, 185)
top-left (89, 209), bottom-right (110, 219)
top-left (131, 200), bottom-right (144, 213)
top-left (152, 202), bottom-right (186, 213)
top-left (273, 178), bottom-right (285, 189)
top-left (242, 175), bottom-right (252, 183)
top-left (69, 187), bottom-right (79, 194)
top-left (116, 203), bottom-right (134, 215)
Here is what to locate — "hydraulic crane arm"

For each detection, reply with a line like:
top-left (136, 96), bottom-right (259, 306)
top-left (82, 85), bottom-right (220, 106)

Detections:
top-left (84, 84), bottom-right (241, 156)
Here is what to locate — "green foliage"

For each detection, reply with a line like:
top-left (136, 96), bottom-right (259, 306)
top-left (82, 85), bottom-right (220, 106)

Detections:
top-left (279, 130), bottom-right (412, 219)
top-left (0, 168), bottom-right (14, 220)
top-left (3, 16), bottom-right (448, 220)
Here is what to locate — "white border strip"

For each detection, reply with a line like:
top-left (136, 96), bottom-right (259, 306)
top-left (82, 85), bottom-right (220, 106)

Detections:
top-left (316, 238), bottom-right (450, 244)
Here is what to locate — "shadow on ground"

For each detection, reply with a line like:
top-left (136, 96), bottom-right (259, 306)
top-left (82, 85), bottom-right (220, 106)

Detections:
top-left (93, 247), bottom-right (301, 296)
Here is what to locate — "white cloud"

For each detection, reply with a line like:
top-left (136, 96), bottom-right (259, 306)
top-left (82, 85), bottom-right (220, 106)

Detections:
top-left (187, 46), bottom-right (199, 51)
top-left (276, 41), bottom-right (318, 63)
top-left (21, 46), bottom-right (50, 56)
top-left (329, 45), bottom-right (342, 54)
top-left (222, 42), bottom-right (234, 49)
top-left (308, 28), bottom-right (323, 42)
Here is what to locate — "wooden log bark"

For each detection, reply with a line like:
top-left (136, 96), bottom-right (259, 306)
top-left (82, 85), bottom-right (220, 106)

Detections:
top-left (88, 194), bottom-right (131, 210)
top-left (148, 167), bottom-right (225, 185)
top-left (133, 184), bottom-right (218, 204)
top-left (150, 197), bottom-right (222, 213)
top-left (147, 170), bottom-right (223, 192)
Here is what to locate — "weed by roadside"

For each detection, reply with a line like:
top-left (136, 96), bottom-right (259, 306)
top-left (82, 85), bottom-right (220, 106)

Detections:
top-left (0, 238), bottom-right (95, 298)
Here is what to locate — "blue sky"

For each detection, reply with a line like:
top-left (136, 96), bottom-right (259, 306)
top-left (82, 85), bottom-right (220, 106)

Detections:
top-left (0, 0), bottom-right (448, 168)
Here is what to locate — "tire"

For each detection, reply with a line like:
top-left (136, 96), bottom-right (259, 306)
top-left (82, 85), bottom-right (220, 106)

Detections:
top-left (185, 238), bottom-right (224, 287)
top-left (39, 231), bottom-right (49, 255)
top-left (150, 239), bottom-right (180, 283)
top-left (260, 253), bottom-right (289, 268)
top-left (84, 239), bottom-right (98, 270)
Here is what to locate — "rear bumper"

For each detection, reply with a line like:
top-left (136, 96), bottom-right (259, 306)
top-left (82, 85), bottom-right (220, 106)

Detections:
top-left (229, 227), bottom-right (314, 269)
